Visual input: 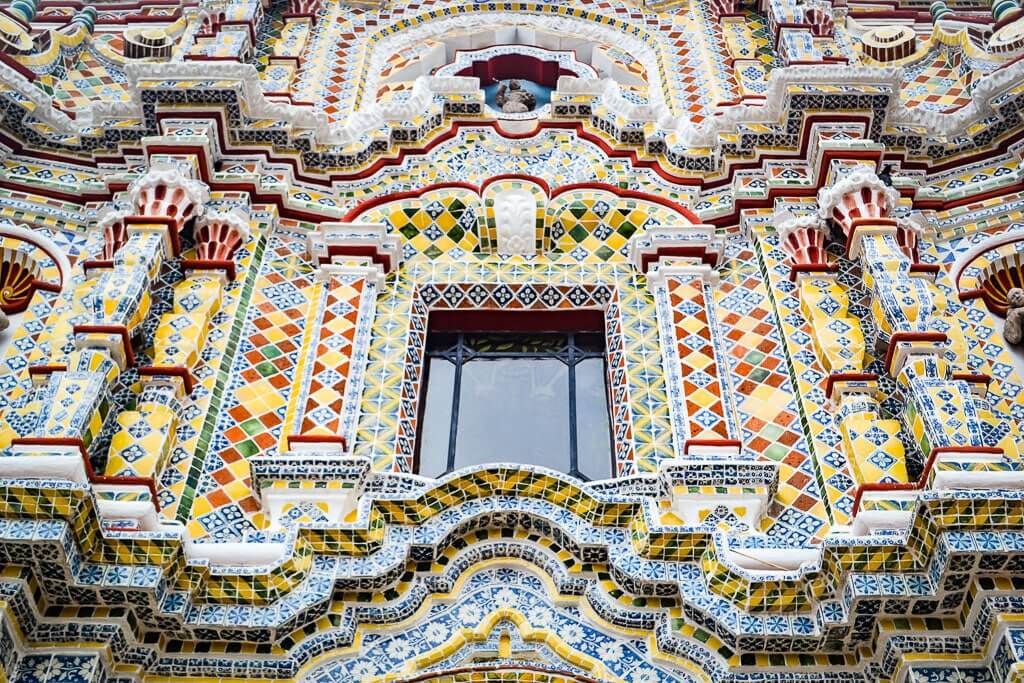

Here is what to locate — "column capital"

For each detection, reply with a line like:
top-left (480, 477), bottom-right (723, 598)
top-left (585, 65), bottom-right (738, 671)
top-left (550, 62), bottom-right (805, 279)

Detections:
top-left (817, 169), bottom-right (899, 242)
top-left (127, 161), bottom-right (210, 257)
top-left (186, 206), bottom-right (252, 280)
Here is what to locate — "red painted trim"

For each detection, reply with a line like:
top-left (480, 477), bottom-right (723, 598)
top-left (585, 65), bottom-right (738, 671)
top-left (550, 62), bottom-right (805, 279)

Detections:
top-left (995, 7), bottom-right (1024, 29)
top-left (138, 365), bottom-right (195, 395)
top-left (31, 277), bottom-right (62, 294)
top-left (639, 246), bottom-right (719, 274)
top-left (882, 331), bottom-right (948, 374)
top-left (909, 263), bottom-right (940, 275)
top-left (952, 372), bottom-right (991, 386)
top-left (342, 182), bottom-right (480, 222)
top-left (824, 372), bottom-right (878, 399)
top-left (318, 245), bottom-right (393, 274)
top-left (683, 438), bottom-right (741, 455)
top-left (428, 308), bottom-right (606, 332)
top-left (1, 297), bottom-right (31, 315)
top-left (787, 262), bottom-right (838, 282)
top-left (453, 49), bottom-right (581, 88)
top-left (549, 182), bottom-right (701, 224)
top-left (286, 434), bottom-right (348, 450)
top-left (849, 217), bottom-right (898, 230)
top-left (852, 446), bottom-right (1004, 515)
top-left (124, 215), bottom-right (180, 257)
top-left (80, 259), bottom-right (114, 274)
top-left (0, 52), bottom-right (37, 82)
top-left (479, 173), bottom-right (551, 195)
top-left (180, 258), bottom-right (236, 281)
top-left (72, 324), bottom-right (135, 367)
top-left (958, 287), bottom-right (985, 302)
top-left (928, 181), bottom-right (1024, 212)
top-left (342, 179), bottom-right (699, 230)
top-left (1, 110), bottom-right (1023, 230)
top-left (27, 364), bottom-right (66, 378)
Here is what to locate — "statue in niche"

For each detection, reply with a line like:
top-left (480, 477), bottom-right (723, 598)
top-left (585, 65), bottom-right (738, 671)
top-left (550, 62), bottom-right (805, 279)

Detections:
top-left (1004, 287), bottom-right (1024, 344)
top-left (495, 80), bottom-right (536, 113)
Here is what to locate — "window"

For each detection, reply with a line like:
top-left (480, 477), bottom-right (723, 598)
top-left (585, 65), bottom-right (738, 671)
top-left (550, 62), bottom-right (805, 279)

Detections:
top-left (416, 329), bottom-right (614, 480)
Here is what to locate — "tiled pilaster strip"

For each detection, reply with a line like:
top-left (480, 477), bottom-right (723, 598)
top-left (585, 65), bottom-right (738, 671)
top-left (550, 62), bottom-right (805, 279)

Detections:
top-left (255, 224), bottom-right (398, 529)
top-left (282, 264), bottom-right (378, 451)
top-left (287, 222), bottom-right (399, 453)
top-left (631, 226), bottom-right (775, 529)
top-left (631, 225), bottom-right (737, 457)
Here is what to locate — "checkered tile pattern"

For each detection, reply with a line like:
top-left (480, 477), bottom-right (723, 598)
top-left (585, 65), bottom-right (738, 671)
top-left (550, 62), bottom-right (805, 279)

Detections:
top-left (358, 190), bottom-right (481, 260)
top-left (548, 191), bottom-right (682, 262)
top-left (186, 229), bottom-right (311, 539)
top-left (290, 275), bottom-right (370, 439)
top-left (660, 274), bottom-right (732, 443)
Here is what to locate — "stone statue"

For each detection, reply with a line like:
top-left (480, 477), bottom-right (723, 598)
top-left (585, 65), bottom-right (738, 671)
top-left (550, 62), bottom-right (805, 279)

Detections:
top-left (1005, 287), bottom-right (1024, 344)
top-left (495, 79), bottom-right (536, 113)
top-left (0, 309), bottom-right (7, 333)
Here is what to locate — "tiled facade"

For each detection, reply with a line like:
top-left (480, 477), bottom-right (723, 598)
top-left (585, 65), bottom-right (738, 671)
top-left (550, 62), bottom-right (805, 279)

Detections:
top-left (0, 0), bottom-right (1024, 682)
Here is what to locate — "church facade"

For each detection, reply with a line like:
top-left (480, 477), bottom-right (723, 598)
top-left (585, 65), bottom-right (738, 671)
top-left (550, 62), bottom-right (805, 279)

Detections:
top-left (0, 0), bottom-right (1023, 682)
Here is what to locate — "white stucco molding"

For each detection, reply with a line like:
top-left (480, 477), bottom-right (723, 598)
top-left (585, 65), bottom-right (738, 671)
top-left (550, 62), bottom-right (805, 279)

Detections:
top-left (816, 169), bottom-right (899, 221)
top-left (685, 60), bottom-right (1024, 147)
top-left (4, 34), bottom-right (1024, 156)
top-left (128, 160), bottom-right (211, 214)
top-left (356, 11), bottom-right (675, 125)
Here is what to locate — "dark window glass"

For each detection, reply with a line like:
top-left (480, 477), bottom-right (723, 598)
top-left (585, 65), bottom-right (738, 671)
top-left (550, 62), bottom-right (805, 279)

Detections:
top-left (416, 331), bottom-right (614, 480)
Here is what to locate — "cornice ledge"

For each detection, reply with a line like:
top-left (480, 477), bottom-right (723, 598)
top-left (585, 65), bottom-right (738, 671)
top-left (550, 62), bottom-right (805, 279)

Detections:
top-left (0, 60), bottom-right (79, 137)
top-left (680, 60), bottom-right (1024, 147)
top-left (891, 58), bottom-right (1024, 137)
top-left (69, 61), bottom-right (332, 137)
top-left (683, 64), bottom-right (903, 147)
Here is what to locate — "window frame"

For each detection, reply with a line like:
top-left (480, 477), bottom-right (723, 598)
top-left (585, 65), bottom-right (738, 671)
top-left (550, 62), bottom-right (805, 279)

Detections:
top-left (413, 325), bottom-right (615, 481)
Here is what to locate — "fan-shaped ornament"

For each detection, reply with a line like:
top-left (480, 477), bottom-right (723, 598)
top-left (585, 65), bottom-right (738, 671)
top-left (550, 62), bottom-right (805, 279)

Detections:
top-left (0, 247), bottom-right (42, 313)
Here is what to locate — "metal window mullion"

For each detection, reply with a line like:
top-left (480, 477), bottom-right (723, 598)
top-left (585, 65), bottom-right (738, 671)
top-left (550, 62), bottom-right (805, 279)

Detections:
top-left (446, 333), bottom-right (465, 473)
top-left (568, 333), bottom-right (580, 477)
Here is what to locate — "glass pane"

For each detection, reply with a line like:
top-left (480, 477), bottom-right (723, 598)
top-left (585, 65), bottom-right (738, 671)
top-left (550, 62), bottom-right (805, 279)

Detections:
top-left (454, 358), bottom-right (570, 470)
top-left (418, 358), bottom-right (456, 478)
top-left (574, 358), bottom-right (613, 480)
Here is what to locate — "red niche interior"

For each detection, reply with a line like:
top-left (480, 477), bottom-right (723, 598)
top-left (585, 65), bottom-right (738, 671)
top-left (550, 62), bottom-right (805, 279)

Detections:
top-left (455, 52), bottom-right (578, 88)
